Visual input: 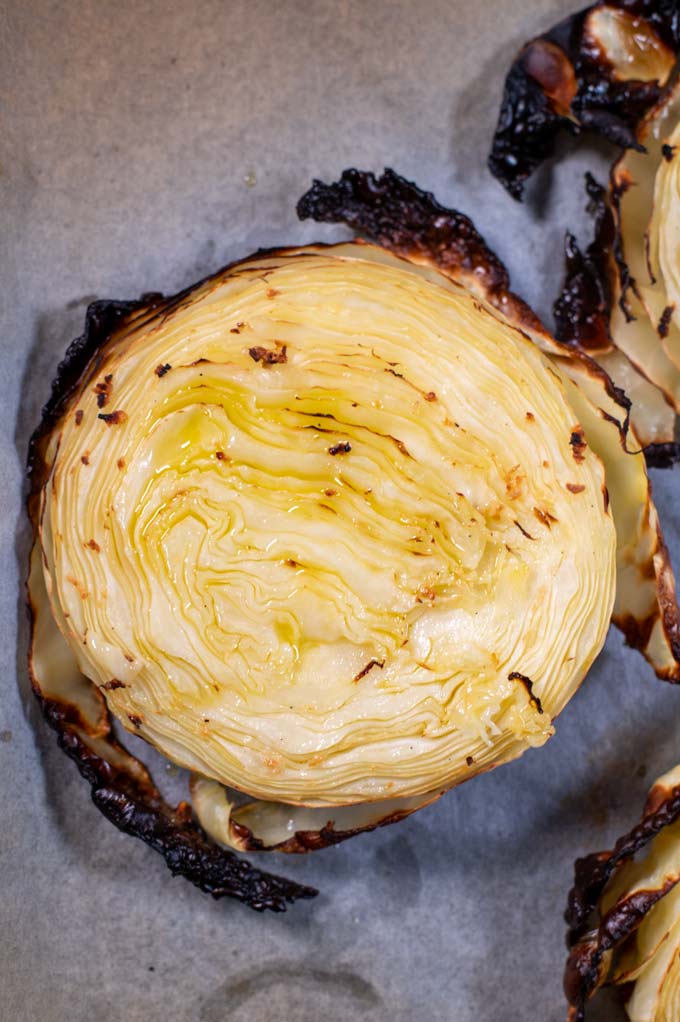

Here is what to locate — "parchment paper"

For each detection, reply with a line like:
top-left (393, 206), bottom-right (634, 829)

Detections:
top-left (2, 2), bottom-right (678, 1020)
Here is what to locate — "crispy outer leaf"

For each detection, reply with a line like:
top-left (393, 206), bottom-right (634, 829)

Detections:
top-left (40, 697), bottom-right (317, 911)
top-left (489, 1), bottom-right (679, 200)
top-left (298, 167), bottom-right (544, 335)
top-left (190, 775), bottom-right (445, 854)
top-left (553, 174), bottom-right (619, 356)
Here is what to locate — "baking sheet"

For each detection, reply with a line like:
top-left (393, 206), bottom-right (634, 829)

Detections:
top-left (2, 2), bottom-right (679, 1019)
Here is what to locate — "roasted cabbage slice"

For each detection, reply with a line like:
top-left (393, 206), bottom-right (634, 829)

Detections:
top-left (565, 765), bottom-right (680, 1021)
top-left (28, 168), bottom-right (673, 906)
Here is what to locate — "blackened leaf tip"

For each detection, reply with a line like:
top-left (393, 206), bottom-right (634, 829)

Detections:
top-left (40, 696), bottom-right (317, 912)
top-left (489, 3), bottom-right (676, 197)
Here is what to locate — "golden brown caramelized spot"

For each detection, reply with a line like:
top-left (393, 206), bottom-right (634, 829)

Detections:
top-left (128, 714), bottom-right (143, 728)
top-left (66, 575), bottom-right (89, 599)
top-left (533, 507), bottom-right (557, 529)
top-left (74, 409), bottom-right (84, 426)
top-left (116, 458), bottom-right (125, 470)
top-left (98, 410), bottom-right (128, 426)
top-left (85, 539), bottom-right (101, 552)
top-left (215, 451), bottom-right (226, 461)
top-left (505, 464), bottom-right (525, 500)
top-left (124, 654), bottom-right (134, 663)
top-left (642, 557), bottom-right (658, 581)
top-left (523, 38), bottom-right (578, 116)
top-left (155, 363), bottom-right (172, 377)
top-left (94, 374), bottom-right (113, 408)
top-left (101, 679), bottom-right (127, 691)
top-left (417, 585), bottom-right (436, 602)
top-left (391, 437), bottom-right (411, 458)
top-left (229, 321), bottom-right (246, 334)
top-left (324, 488), bottom-right (338, 497)
top-left (466, 755), bottom-right (474, 767)
top-left (328, 441), bottom-right (351, 456)
top-left (526, 411), bottom-right (535, 421)
top-left (567, 483), bottom-right (586, 494)
top-left (266, 288), bottom-right (280, 298)
top-left (248, 344), bottom-right (288, 365)
top-left (80, 453), bottom-right (90, 466)
top-left (285, 559), bottom-right (298, 568)
top-left (424, 391), bottom-right (437, 402)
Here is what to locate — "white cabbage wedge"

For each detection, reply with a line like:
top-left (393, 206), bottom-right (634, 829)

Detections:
top-left (33, 243), bottom-right (617, 849)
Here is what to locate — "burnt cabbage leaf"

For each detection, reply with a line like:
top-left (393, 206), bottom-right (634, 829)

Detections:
top-left (28, 168), bottom-right (677, 910)
top-left (489, 1), bottom-right (680, 200)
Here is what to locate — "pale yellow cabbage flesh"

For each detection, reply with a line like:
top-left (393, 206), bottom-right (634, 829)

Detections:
top-left (584, 7), bottom-right (675, 88)
top-left (38, 243), bottom-right (616, 821)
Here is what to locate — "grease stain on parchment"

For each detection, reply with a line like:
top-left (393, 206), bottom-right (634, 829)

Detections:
top-left (200, 964), bottom-right (382, 1021)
